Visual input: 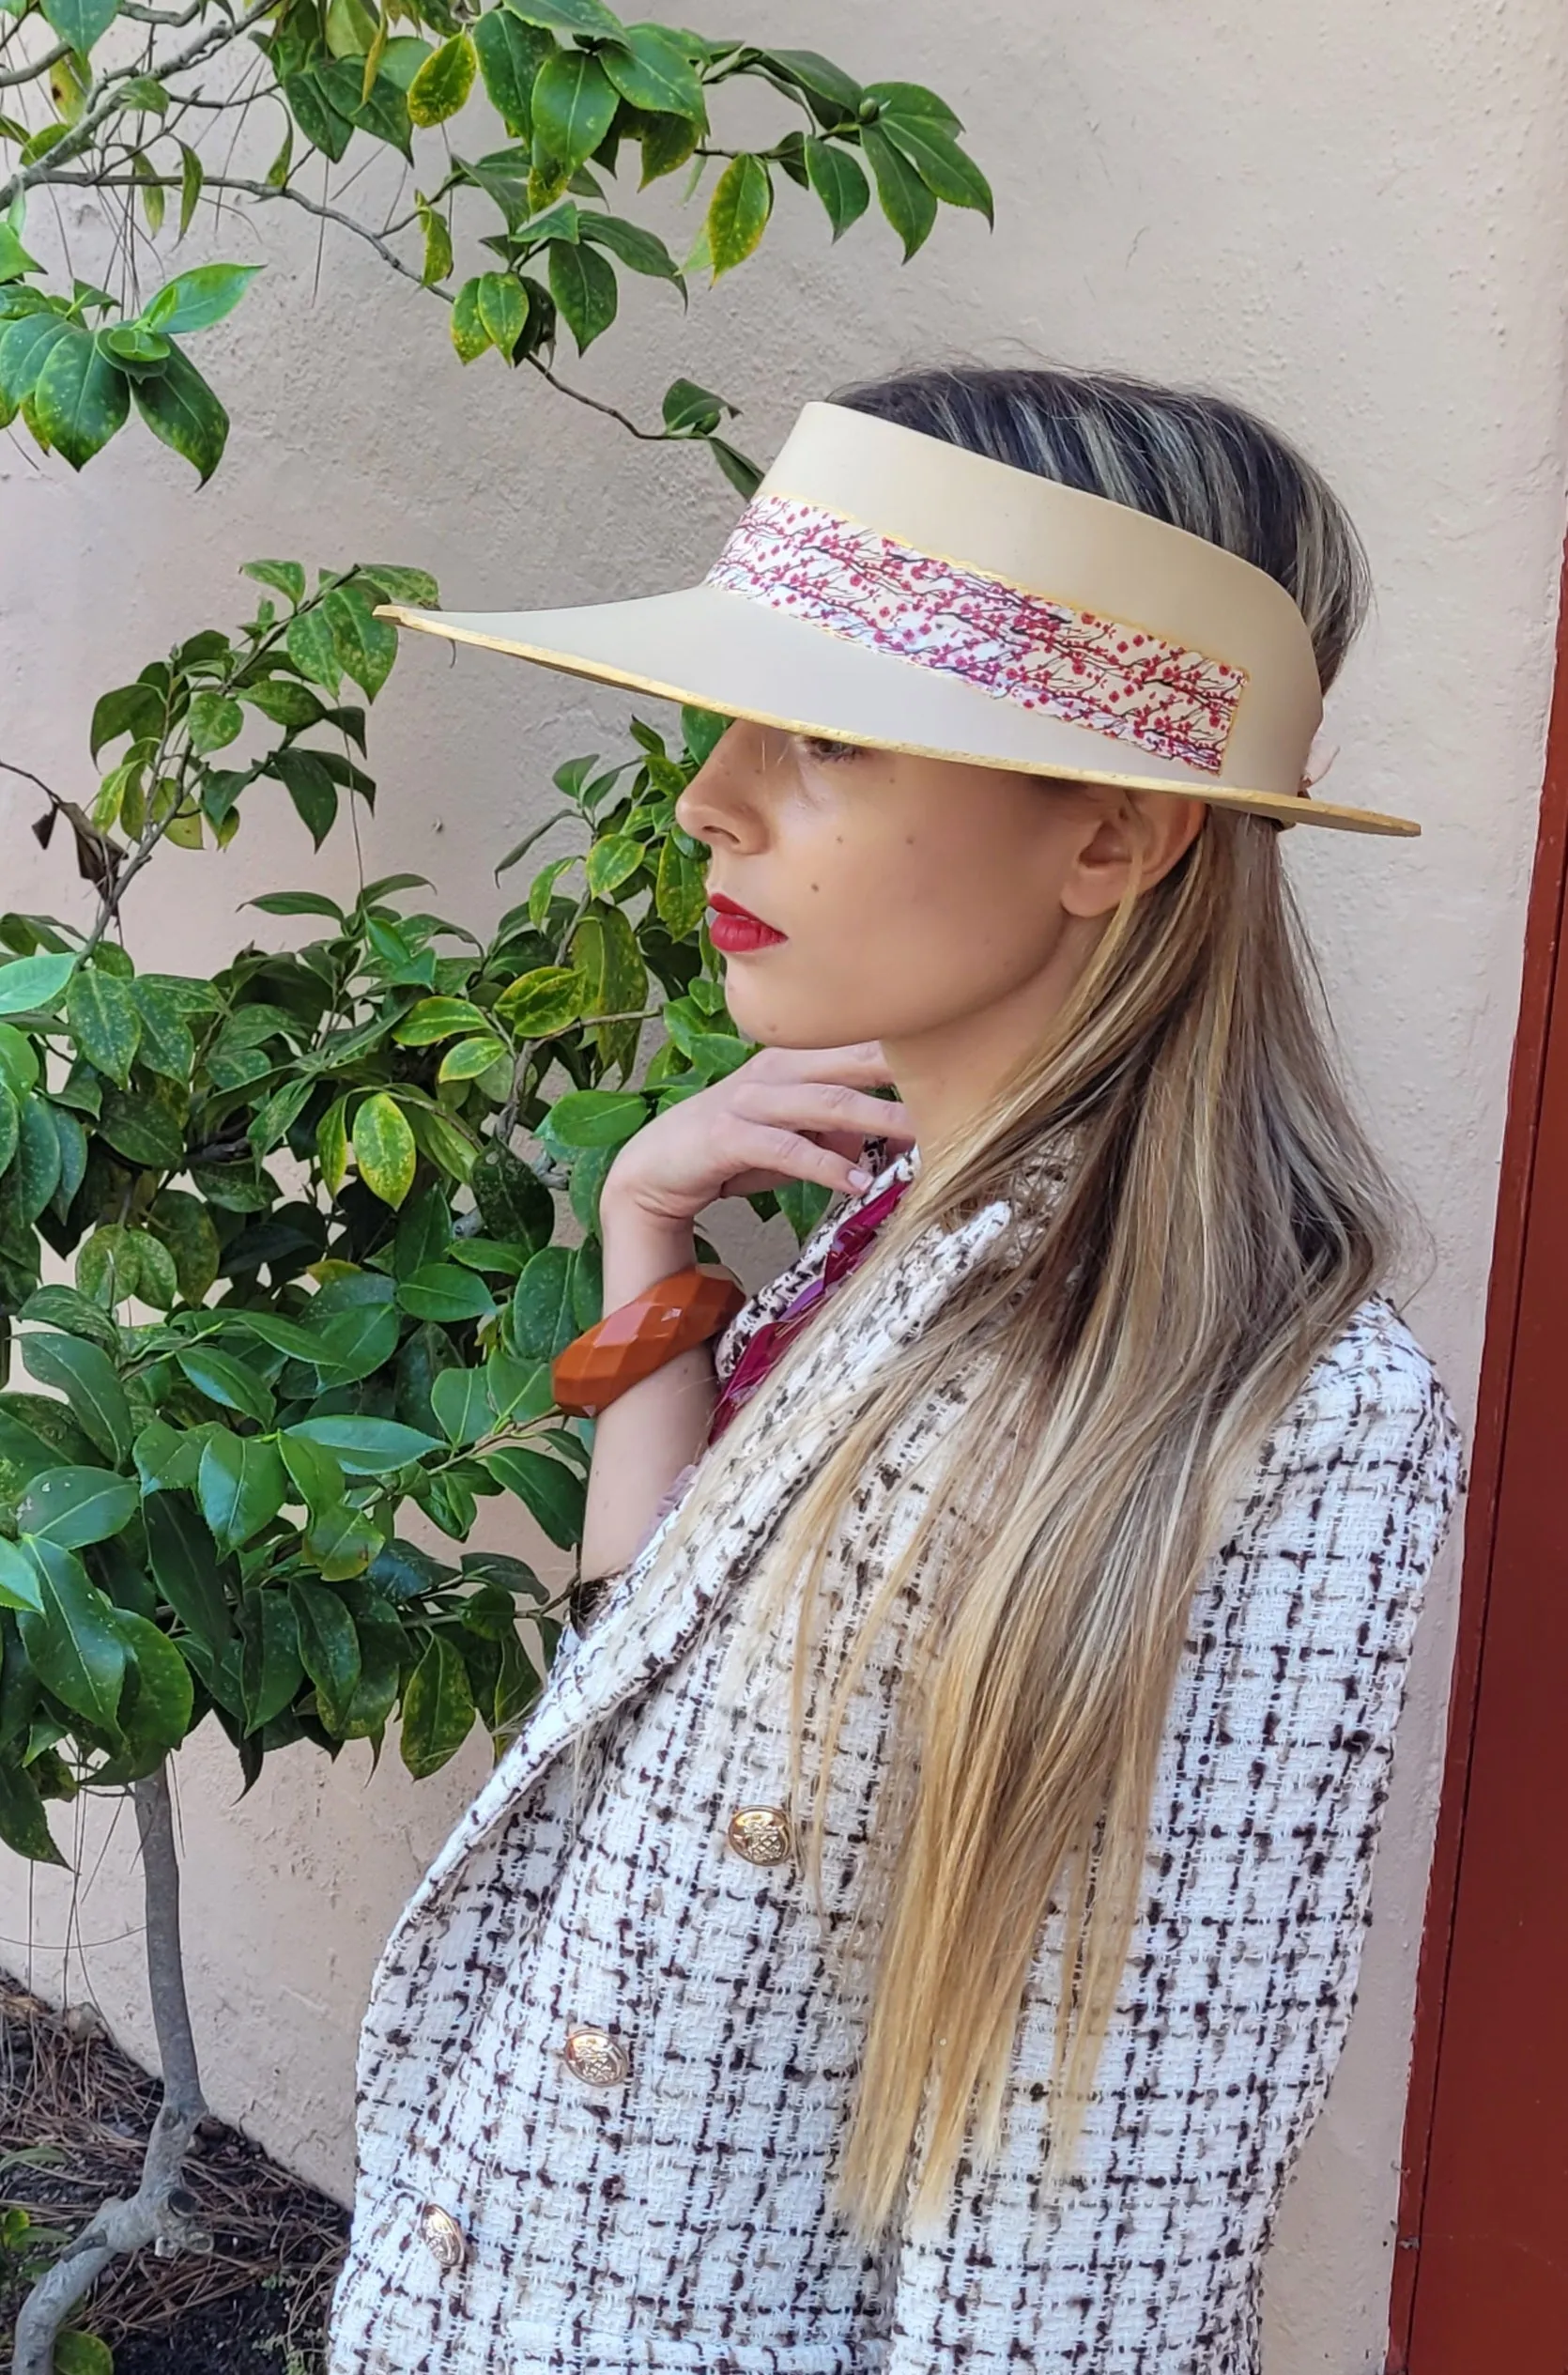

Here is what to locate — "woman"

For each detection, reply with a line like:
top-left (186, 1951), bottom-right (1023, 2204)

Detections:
top-left (331, 366), bottom-right (1463, 2372)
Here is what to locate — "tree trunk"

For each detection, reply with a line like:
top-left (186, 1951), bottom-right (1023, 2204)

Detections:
top-left (10, 1760), bottom-right (212, 2375)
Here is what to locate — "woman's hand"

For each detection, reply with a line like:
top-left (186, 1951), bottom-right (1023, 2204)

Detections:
top-left (601, 1042), bottom-right (915, 1233)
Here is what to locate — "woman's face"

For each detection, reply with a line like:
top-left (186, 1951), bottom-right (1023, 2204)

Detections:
top-left (673, 723), bottom-right (1204, 1057)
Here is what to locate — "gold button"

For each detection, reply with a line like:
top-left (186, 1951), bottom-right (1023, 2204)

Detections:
top-left (726, 1805), bottom-right (793, 1866)
top-left (419, 2201), bottom-right (467, 2275)
top-left (562, 2025), bottom-right (630, 2087)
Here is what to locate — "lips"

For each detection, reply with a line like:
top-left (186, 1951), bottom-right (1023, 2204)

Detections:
top-left (707, 889), bottom-right (788, 953)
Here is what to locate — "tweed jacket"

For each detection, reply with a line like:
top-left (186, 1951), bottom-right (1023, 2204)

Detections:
top-left (329, 1151), bottom-right (1464, 2375)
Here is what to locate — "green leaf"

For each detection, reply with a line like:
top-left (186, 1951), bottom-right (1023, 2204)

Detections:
top-left (407, 29), bottom-right (475, 125)
top-left (475, 270), bottom-right (529, 362)
top-left (289, 1577), bottom-right (361, 1723)
top-left (429, 1364), bottom-right (496, 1445)
top-left (502, 0), bottom-right (620, 35)
top-left (143, 1490), bottom-right (234, 1645)
top-left (198, 1429), bottom-right (286, 1550)
top-left (144, 261), bottom-right (263, 337)
top-left (0, 1077), bottom-right (17, 1176)
top-left (132, 1417), bottom-right (201, 1493)
top-left (483, 1443), bottom-right (584, 1548)
top-left (243, 557), bottom-right (306, 606)
top-left (20, 1334), bottom-right (132, 1463)
top-left (0, 1025), bottom-right (40, 1099)
top-left (450, 277), bottom-right (491, 364)
top-left (397, 1262), bottom-right (495, 1323)
top-left (399, 1628), bottom-right (476, 1777)
top-left (470, 1141), bottom-right (554, 1246)
top-left (19, 1286), bottom-right (116, 1352)
top-left (860, 121), bottom-right (938, 259)
top-left (531, 47), bottom-right (618, 171)
top-left (367, 1536), bottom-right (452, 1600)
top-left (353, 1091), bottom-right (417, 1209)
top-left (547, 1087), bottom-right (645, 1148)
top-left (576, 210), bottom-right (681, 284)
top-left (437, 1033), bottom-right (509, 1083)
top-left (0, 314), bottom-right (73, 422)
top-left (862, 78), bottom-right (963, 129)
top-left (547, 238), bottom-right (616, 353)
top-left (393, 995), bottom-right (489, 1045)
top-left (277, 1430), bottom-right (345, 1524)
top-left (707, 153), bottom-right (771, 278)
top-left (8, 1093), bottom-right (57, 1220)
top-left (187, 688), bottom-right (243, 754)
top-left (312, 1300), bottom-right (400, 1385)
top-left (323, 581), bottom-right (398, 700)
top-left (601, 23), bottom-right (703, 120)
top-left (508, 1241), bottom-right (576, 1359)
top-left (283, 604), bottom-right (344, 695)
top-left (302, 1500), bottom-right (380, 1582)
top-left (29, 329), bottom-right (130, 470)
top-left (356, 562), bottom-right (440, 607)
top-left (764, 47), bottom-right (863, 116)
top-left (284, 1415), bottom-right (441, 1473)
top-left (877, 114), bottom-right (992, 219)
top-left (114, 1608), bottom-right (194, 1757)
top-left (803, 136), bottom-right (869, 239)
top-left (492, 964), bottom-right (582, 1036)
top-left (238, 1584), bottom-right (302, 1732)
top-left (176, 1344), bottom-right (276, 1426)
top-left (584, 831), bottom-right (643, 899)
top-left (38, 0), bottom-right (116, 54)
top-left (16, 1466), bottom-right (136, 1548)
top-left (416, 200), bottom-right (454, 285)
top-left (0, 953), bottom-right (72, 1016)
top-left (177, 141), bottom-right (204, 238)
top-left (0, 223), bottom-right (43, 284)
top-left (18, 1538), bottom-right (126, 1731)
top-left (0, 1753), bottom-right (65, 1863)
top-left (128, 980), bottom-right (195, 1082)
top-left (0, 1538), bottom-right (44, 1613)
top-left (131, 341), bottom-right (228, 483)
top-left (472, 8), bottom-right (550, 137)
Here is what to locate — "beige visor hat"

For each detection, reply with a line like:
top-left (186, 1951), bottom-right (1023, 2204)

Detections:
top-left (378, 400), bottom-right (1416, 838)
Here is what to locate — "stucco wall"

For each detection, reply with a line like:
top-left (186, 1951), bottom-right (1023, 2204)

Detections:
top-left (4, 1), bottom-right (1567, 2364)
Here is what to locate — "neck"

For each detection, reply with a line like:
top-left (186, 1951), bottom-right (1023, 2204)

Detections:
top-left (881, 932), bottom-right (1096, 1159)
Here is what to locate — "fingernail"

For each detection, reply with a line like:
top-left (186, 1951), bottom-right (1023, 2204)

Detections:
top-left (848, 1167), bottom-right (872, 1189)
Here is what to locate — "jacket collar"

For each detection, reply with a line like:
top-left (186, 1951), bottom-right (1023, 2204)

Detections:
top-left (388, 1163), bottom-right (1024, 1936)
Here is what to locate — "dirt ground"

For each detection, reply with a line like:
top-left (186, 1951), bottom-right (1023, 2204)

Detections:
top-left (1, 1981), bottom-right (347, 2374)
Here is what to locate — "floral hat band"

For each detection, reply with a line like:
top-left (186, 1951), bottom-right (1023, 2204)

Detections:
top-left (377, 402), bottom-right (1418, 839)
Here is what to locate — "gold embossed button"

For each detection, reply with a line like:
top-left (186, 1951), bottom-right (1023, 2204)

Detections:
top-left (562, 2025), bottom-right (630, 2087)
top-left (726, 1804), bottom-right (793, 1866)
top-left (419, 2201), bottom-right (467, 2275)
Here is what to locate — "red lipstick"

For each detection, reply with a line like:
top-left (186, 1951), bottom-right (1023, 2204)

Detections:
top-left (707, 889), bottom-right (788, 953)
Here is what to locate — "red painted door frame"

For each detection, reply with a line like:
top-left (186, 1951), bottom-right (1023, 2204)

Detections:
top-left (1386, 541), bottom-right (1568, 2370)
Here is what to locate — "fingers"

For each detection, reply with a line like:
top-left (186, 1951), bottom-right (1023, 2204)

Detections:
top-left (722, 1122), bottom-right (882, 1199)
top-left (732, 1082), bottom-right (915, 1144)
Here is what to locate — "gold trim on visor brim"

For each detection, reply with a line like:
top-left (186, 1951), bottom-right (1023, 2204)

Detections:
top-left (374, 588), bottom-right (1420, 840)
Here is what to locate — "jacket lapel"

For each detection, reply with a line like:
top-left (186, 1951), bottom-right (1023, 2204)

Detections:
top-left (387, 1177), bottom-right (1014, 1935)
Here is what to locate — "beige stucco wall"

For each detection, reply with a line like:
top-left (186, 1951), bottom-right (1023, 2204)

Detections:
top-left (4, 0), bottom-right (1567, 2362)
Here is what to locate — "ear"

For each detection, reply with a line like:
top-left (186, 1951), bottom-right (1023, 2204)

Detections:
top-left (1060, 790), bottom-right (1207, 919)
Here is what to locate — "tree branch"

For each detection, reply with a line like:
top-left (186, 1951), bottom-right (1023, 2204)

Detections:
top-left (10, 1764), bottom-right (211, 2375)
top-left (524, 354), bottom-right (669, 441)
top-left (0, 0), bottom-right (273, 210)
top-left (0, 39), bottom-right (69, 88)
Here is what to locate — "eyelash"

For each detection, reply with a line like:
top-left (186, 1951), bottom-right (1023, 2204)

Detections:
top-left (798, 734), bottom-right (860, 764)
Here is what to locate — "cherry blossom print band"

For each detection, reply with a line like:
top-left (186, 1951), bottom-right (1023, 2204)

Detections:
top-left (706, 493), bottom-right (1249, 778)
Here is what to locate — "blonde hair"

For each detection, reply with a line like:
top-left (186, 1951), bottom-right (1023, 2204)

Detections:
top-left (640, 366), bottom-right (1395, 2231)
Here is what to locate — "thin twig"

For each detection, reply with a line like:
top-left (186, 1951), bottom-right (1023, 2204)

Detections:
top-left (523, 353), bottom-right (669, 440)
top-left (44, 168), bottom-right (437, 290)
top-left (0, 40), bottom-right (68, 89)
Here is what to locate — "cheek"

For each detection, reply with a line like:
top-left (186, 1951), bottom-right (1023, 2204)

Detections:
top-left (725, 821), bottom-right (1064, 1046)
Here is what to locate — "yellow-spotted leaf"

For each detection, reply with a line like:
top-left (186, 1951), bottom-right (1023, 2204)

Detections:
top-left (352, 1091), bottom-right (417, 1208)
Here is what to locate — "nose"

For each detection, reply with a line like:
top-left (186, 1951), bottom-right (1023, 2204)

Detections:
top-left (674, 718), bottom-right (773, 851)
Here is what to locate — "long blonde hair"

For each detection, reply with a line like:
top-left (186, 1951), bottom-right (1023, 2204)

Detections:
top-left (650, 366), bottom-right (1396, 2231)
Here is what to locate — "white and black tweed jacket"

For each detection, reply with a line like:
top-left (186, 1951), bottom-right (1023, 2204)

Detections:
top-left (329, 1152), bottom-right (1464, 2375)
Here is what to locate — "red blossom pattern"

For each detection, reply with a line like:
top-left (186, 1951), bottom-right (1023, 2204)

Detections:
top-left (707, 494), bottom-right (1247, 776)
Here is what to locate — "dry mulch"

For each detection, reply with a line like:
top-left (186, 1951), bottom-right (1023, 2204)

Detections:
top-left (1, 1980), bottom-right (348, 2373)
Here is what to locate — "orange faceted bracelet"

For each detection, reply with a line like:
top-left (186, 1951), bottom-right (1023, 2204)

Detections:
top-left (552, 1266), bottom-right (746, 1419)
